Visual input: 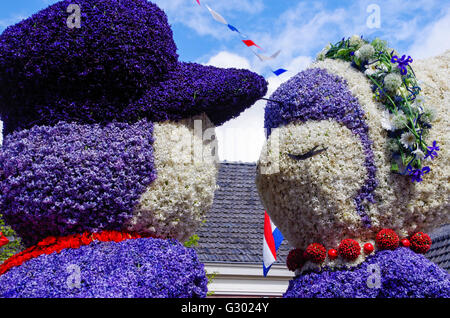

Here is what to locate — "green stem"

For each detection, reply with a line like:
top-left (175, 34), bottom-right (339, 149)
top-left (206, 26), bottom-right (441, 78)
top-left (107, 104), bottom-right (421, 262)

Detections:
top-left (367, 75), bottom-right (397, 113)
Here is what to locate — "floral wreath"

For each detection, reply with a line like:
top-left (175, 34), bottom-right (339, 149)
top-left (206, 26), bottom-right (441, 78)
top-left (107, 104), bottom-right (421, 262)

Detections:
top-left (317, 36), bottom-right (440, 183)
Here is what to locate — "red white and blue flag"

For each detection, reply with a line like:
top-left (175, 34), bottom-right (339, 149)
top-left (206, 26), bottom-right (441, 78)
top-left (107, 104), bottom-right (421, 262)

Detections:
top-left (263, 211), bottom-right (284, 276)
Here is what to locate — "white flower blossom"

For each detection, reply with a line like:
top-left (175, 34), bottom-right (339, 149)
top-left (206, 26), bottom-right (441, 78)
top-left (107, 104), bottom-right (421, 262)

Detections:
top-left (316, 44), bottom-right (331, 61)
top-left (355, 44), bottom-right (375, 61)
top-left (421, 106), bottom-right (437, 123)
top-left (400, 131), bottom-right (416, 148)
top-left (380, 110), bottom-right (394, 131)
top-left (412, 148), bottom-right (426, 160)
top-left (391, 110), bottom-right (408, 130)
top-left (349, 35), bottom-right (364, 48)
top-left (384, 73), bottom-right (403, 92)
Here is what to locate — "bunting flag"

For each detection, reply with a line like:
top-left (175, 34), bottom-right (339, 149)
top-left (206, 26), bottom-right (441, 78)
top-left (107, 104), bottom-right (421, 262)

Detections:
top-left (205, 5), bottom-right (228, 25)
top-left (272, 68), bottom-right (288, 76)
top-left (254, 49), bottom-right (281, 62)
top-left (242, 39), bottom-right (262, 49)
top-left (196, 0), bottom-right (287, 76)
top-left (263, 211), bottom-right (284, 277)
top-left (196, 1), bottom-right (287, 76)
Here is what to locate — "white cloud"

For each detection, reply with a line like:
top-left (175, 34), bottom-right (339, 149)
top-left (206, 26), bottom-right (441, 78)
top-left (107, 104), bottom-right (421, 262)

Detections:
top-left (205, 51), bottom-right (251, 70)
top-left (407, 8), bottom-right (450, 59)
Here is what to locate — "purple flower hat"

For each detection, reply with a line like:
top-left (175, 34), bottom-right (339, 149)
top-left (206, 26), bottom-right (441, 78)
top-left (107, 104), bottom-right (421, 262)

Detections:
top-left (0, 0), bottom-right (268, 134)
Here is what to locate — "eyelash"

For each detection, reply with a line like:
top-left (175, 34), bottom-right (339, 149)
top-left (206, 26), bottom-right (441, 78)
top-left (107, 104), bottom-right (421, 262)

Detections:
top-left (288, 146), bottom-right (328, 161)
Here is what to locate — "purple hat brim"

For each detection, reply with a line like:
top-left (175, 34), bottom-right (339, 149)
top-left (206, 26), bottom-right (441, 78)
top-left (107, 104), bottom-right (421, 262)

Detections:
top-left (125, 62), bottom-right (268, 127)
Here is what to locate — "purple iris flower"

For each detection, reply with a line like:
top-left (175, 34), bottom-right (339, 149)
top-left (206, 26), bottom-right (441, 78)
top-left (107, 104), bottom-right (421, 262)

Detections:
top-left (409, 166), bottom-right (431, 183)
top-left (391, 55), bottom-right (413, 75)
top-left (425, 140), bottom-right (440, 160)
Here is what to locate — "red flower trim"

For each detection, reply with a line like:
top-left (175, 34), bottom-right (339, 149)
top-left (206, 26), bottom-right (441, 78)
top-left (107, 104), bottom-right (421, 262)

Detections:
top-left (363, 243), bottom-right (374, 254)
top-left (376, 229), bottom-right (399, 250)
top-left (0, 231), bottom-right (155, 276)
top-left (338, 239), bottom-right (361, 261)
top-left (328, 249), bottom-right (338, 260)
top-left (400, 238), bottom-right (411, 248)
top-left (0, 232), bottom-right (9, 248)
top-left (304, 243), bottom-right (326, 264)
top-left (286, 248), bottom-right (305, 272)
top-left (409, 232), bottom-right (432, 254)
top-left (292, 230), bottom-right (431, 266)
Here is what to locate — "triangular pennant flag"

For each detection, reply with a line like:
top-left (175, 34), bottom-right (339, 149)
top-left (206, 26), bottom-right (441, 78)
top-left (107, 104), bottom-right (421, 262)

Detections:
top-left (227, 24), bottom-right (239, 33)
top-left (242, 39), bottom-right (262, 49)
top-left (196, 0), bottom-right (201, 5)
top-left (206, 5), bottom-right (228, 25)
top-left (273, 68), bottom-right (287, 76)
top-left (254, 49), bottom-right (281, 62)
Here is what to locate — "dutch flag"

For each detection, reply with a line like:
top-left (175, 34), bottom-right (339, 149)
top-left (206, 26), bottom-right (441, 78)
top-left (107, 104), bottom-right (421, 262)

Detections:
top-left (263, 211), bottom-right (284, 276)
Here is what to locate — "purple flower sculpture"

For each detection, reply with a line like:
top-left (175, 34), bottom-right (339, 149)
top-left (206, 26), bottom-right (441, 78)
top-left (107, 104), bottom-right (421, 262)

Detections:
top-left (0, 0), bottom-right (267, 134)
top-left (0, 238), bottom-right (208, 298)
top-left (284, 248), bottom-right (450, 298)
top-left (0, 120), bottom-right (157, 246)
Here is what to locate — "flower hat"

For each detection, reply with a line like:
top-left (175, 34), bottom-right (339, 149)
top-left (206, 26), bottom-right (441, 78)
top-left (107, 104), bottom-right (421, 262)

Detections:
top-left (0, 0), bottom-right (268, 134)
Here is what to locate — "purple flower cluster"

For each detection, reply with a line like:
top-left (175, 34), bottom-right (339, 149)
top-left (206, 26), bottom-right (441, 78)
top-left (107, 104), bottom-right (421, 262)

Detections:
top-left (1, 61), bottom-right (267, 134)
top-left (265, 68), bottom-right (378, 227)
top-left (124, 62), bottom-right (268, 127)
top-left (0, 0), bottom-right (178, 134)
top-left (0, 238), bottom-right (208, 298)
top-left (0, 120), bottom-right (157, 247)
top-left (284, 248), bottom-right (450, 298)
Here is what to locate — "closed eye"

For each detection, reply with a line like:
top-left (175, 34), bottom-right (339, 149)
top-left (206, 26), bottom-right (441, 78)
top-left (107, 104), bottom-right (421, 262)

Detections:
top-left (288, 145), bottom-right (328, 161)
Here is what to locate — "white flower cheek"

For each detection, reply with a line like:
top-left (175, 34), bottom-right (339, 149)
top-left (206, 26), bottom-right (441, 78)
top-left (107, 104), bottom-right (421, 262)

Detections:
top-left (127, 114), bottom-right (218, 242)
top-left (256, 120), bottom-right (367, 249)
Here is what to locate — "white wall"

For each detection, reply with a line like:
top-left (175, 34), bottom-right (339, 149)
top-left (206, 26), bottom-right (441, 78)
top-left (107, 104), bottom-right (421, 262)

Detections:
top-left (205, 262), bottom-right (293, 297)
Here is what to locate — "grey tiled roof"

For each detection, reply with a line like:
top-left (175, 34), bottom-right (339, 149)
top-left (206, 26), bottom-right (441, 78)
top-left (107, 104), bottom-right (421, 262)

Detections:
top-left (194, 162), bottom-right (291, 264)
top-left (195, 162), bottom-right (450, 272)
top-left (426, 224), bottom-right (450, 272)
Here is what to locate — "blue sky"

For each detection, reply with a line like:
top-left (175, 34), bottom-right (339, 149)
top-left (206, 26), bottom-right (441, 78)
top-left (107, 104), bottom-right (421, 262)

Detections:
top-left (0, 0), bottom-right (449, 161)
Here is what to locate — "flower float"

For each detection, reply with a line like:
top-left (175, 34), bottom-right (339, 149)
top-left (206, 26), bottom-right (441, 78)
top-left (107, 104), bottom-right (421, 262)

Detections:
top-left (0, 0), bottom-right (268, 298)
top-left (257, 35), bottom-right (449, 297)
